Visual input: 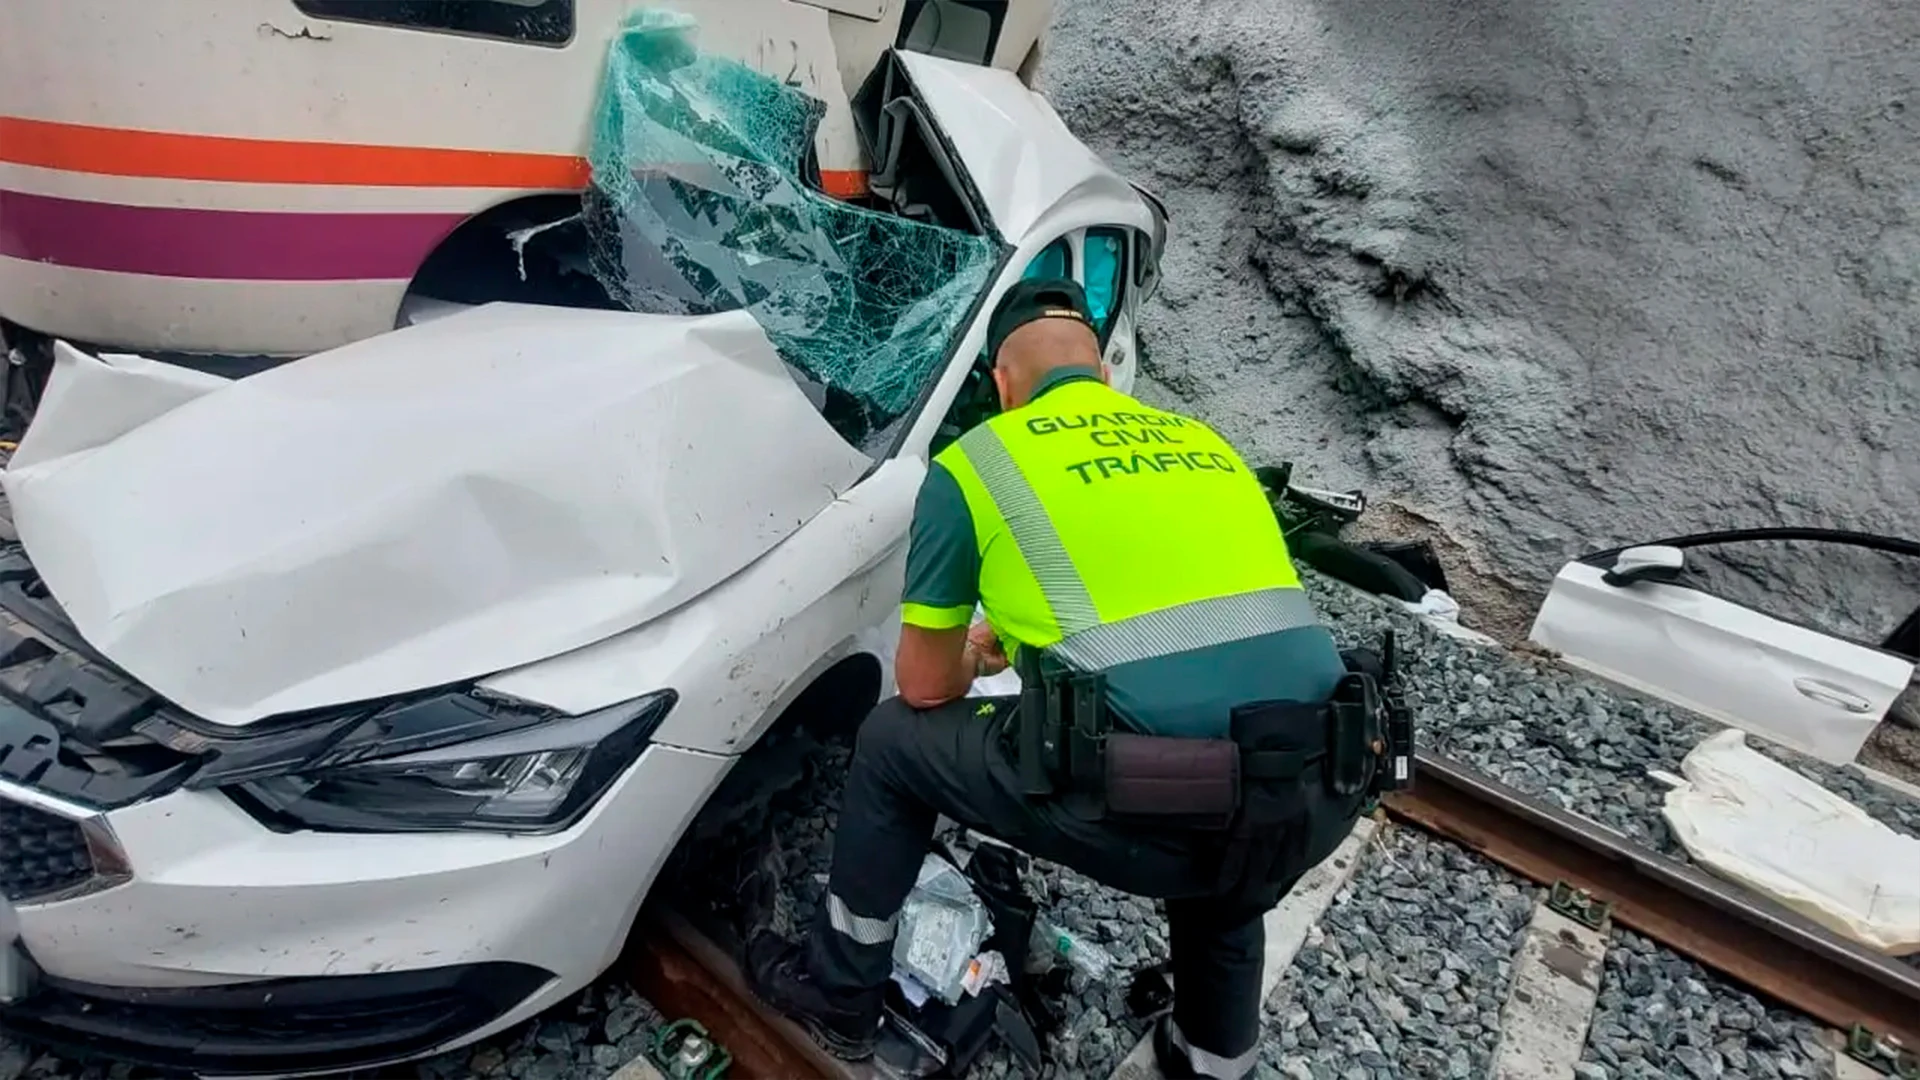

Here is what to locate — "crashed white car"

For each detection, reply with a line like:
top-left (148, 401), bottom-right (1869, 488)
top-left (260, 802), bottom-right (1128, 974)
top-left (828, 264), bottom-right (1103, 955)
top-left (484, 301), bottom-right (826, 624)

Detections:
top-left (0, 49), bottom-right (1166, 1076)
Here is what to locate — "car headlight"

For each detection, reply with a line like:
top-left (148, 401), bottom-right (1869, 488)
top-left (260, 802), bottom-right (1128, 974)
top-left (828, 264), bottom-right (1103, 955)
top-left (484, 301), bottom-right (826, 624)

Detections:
top-left (230, 690), bottom-right (676, 834)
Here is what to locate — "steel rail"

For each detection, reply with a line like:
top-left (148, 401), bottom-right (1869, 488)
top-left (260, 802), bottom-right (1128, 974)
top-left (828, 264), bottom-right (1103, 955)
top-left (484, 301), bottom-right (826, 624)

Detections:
top-left (625, 908), bottom-right (878, 1080)
top-left (1383, 752), bottom-right (1920, 1049)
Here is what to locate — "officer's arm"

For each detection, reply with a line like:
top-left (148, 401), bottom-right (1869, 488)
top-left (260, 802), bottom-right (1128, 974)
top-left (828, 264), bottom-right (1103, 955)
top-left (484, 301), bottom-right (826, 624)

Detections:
top-left (895, 625), bottom-right (976, 710)
top-left (895, 463), bottom-right (982, 710)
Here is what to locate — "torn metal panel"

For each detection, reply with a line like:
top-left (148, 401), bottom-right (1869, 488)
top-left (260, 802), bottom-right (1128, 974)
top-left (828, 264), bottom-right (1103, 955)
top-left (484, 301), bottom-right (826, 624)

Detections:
top-left (9, 343), bottom-right (228, 470)
top-left (1530, 557), bottom-right (1913, 764)
top-left (891, 50), bottom-right (1156, 245)
top-left (3, 303), bottom-right (870, 725)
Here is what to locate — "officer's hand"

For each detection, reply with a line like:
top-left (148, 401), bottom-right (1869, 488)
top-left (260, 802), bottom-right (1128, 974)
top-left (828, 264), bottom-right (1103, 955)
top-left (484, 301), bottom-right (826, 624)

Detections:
top-left (968, 621), bottom-right (1009, 677)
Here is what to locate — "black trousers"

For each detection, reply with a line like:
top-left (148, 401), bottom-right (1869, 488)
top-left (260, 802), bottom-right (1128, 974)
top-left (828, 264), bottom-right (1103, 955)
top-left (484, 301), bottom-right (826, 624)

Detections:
top-left (805, 694), bottom-right (1362, 1076)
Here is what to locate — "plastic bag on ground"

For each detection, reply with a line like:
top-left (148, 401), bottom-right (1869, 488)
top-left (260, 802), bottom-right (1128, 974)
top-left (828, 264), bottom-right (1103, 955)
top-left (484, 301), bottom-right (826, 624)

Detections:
top-left (1030, 920), bottom-right (1115, 981)
top-left (893, 854), bottom-right (995, 1005)
top-left (1661, 728), bottom-right (1920, 955)
top-left (1400, 588), bottom-right (1461, 622)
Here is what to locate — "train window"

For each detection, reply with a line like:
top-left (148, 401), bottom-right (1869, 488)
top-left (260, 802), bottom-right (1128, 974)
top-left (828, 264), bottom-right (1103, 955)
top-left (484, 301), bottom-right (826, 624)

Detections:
top-left (291, 0), bottom-right (575, 46)
top-left (896, 0), bottom-right (1008, 67)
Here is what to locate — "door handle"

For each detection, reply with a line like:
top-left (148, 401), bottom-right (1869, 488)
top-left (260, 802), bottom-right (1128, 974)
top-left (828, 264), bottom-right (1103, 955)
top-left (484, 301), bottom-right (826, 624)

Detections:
top-left (1792, 677), bottom-right (1874, 714)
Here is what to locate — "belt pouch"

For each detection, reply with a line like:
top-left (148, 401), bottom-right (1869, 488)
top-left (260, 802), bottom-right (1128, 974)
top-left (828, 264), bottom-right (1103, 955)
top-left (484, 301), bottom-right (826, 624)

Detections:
top-left (1015, 649), bottom-right (1052, 796)
top-left (1216, 699), bottom-right (1325, 892)
top-left (1324, 673), bottom-right (1380, 797)
top-left (1103, 734), bottom-right (1239, 829)
top-left (1066, 670), bottom-right (1109, 792)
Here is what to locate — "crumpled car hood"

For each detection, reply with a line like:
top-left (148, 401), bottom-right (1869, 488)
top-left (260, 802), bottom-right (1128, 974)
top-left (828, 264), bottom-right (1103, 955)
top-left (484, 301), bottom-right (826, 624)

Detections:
top-left (3, 303), bottom-right (870, 726)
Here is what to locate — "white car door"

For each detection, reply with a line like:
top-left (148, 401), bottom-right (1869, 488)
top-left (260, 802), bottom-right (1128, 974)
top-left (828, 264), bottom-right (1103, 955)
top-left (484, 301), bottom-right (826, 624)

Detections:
top-left (1529, 531), bottom-right (1920, 765)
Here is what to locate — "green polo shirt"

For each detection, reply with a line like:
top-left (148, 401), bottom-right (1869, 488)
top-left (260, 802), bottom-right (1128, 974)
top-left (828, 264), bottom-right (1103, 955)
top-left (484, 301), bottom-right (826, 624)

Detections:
top-left (900, 367), bottom-right (1346, 734)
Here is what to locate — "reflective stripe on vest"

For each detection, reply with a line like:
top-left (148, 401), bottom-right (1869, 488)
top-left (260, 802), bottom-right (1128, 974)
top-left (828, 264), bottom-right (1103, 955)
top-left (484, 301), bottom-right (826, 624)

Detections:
top-left (936, 379), bottom-right (1313, 668)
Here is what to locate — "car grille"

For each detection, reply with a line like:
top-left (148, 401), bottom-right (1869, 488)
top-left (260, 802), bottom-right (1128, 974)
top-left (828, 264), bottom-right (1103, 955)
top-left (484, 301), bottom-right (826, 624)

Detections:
top-left (0, 797), bottom-right (94, 902)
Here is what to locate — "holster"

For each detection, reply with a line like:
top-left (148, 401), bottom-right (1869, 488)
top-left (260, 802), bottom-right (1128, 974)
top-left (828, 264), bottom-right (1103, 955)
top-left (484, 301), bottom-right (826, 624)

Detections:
top-left (1214, 652), bottom-right (1411, 894)
top-left (1324, 672), bottom-right (1384, 798)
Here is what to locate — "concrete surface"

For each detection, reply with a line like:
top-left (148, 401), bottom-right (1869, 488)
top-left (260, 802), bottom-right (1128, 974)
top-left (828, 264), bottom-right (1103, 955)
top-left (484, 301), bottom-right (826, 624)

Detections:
top-left (1489, 903), bottom-right (1609, 1079)
top-left (1039, 0), bottom-right (1920, 642)
top-left (608, 1057), bottom-right (667, 1080)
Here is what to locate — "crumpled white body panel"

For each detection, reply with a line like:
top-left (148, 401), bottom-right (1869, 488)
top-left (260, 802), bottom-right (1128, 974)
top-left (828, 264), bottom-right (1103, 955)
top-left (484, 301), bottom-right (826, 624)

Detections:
top-left (896, 51), bottom-right (1155, 245)
top-left (3, 303), bottom-right (870, 726)
top-left (1661, 729), bottom-right (1920, 955)
top-left (9, 344), bottom-right (231, 469)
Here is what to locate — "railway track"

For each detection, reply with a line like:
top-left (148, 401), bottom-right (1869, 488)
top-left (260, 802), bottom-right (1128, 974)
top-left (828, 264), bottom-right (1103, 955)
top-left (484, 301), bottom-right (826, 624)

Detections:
top-left (623, 750), bottom-right (1920, 1079)
top-left (1382, 753), bottom-right (1920, 1055)
top-left (625, 910), bottom-right (868, 1080)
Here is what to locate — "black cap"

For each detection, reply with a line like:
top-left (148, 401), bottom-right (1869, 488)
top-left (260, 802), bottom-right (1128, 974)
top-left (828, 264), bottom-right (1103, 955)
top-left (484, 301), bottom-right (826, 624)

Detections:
top-left (986, 277), bottom-right (1094, 362)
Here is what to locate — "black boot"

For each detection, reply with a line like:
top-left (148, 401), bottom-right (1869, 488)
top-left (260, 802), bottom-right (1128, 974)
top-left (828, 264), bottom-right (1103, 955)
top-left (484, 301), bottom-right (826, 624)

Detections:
top-left (744, 931), bottom-right (881, 1061)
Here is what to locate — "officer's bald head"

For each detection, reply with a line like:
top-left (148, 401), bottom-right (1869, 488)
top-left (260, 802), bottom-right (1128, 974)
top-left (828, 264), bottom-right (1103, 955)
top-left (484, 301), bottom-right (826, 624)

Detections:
top-left (986, 277), bottom-right (1106, 410)
top-left (993, 317), bottom-right (1104, 410)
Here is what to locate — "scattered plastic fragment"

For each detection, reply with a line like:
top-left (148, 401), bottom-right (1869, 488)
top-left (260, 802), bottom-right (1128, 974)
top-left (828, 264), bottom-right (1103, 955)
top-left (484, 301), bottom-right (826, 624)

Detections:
top-left (959, 950), bottom-right (1008, 997)
top-left (1031, 920), bottom-right (1115, 981)
top-left (893, 855), bottom-right (996, 1005)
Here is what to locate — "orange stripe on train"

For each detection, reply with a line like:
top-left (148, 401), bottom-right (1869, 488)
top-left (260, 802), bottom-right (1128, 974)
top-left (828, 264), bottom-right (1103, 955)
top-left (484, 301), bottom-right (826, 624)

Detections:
top-left (0, 116), bottom-right (868, 196)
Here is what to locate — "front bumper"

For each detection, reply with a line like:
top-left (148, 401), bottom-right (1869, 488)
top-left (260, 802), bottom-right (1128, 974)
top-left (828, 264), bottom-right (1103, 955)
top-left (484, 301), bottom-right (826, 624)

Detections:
top-left (0, 740), bottom-right (730, 1075)
top-left (2, 962), bottom-right (548, 1076)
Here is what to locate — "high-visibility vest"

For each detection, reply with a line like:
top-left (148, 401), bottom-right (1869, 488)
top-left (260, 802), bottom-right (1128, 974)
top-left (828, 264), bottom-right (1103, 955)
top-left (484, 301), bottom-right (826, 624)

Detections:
top-left (935, 377), bottom-right (1316, 671)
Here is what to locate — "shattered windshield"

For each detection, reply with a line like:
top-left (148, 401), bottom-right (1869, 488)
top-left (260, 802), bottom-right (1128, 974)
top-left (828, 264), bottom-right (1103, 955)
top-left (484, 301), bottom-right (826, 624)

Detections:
top-left (585, 10), bottom-right (1004, 453)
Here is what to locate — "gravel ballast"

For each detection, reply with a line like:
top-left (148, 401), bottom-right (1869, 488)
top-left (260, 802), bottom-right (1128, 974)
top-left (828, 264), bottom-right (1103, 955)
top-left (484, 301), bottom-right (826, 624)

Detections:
top-left (1581, 930), bottom-right (1832, 1080)
top-left (1261, 827), bottom-right (1534, 1080)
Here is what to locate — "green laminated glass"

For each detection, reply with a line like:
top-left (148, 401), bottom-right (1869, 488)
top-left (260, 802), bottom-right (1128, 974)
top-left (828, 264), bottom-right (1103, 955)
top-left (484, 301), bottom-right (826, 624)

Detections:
top-left (1084, 227), bottom-right (1126, 337)
top-left (585, 9), bottom-right (1004, 450)
top-left (1022, 239), bottom-right (1071, 282)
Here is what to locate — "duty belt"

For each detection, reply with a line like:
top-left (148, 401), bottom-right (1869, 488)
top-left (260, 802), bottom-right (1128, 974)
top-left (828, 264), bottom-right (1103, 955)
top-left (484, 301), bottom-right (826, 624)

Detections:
top-left (1009, 631), bottom-right (1417, 829)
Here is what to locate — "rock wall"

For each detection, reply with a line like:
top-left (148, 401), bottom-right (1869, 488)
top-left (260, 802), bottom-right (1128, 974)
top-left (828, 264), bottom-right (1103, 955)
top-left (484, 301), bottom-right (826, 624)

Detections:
top-left (1040, 0), bottom-right (1920, 638)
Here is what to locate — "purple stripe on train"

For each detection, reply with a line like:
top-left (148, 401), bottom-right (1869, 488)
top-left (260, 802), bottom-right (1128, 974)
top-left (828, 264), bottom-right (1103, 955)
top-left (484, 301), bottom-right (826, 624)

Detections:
top-left (0, 190), bottom-right (465, 281)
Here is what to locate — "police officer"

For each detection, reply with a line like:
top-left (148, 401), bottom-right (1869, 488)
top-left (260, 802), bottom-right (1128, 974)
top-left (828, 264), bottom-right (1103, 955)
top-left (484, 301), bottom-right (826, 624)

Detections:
top-left (748, 279), bottom-right (1368, 1079)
